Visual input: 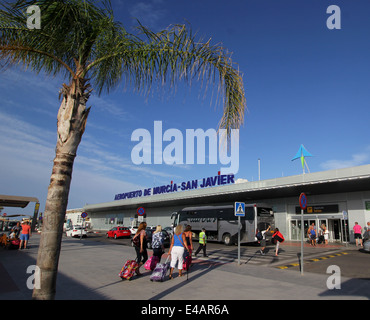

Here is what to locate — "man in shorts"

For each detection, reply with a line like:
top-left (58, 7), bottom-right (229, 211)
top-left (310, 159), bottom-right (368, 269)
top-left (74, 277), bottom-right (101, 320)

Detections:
top-left (19, 221), bottom-right (31, 250)
top-left (353, 222), bottom-right (363, 247)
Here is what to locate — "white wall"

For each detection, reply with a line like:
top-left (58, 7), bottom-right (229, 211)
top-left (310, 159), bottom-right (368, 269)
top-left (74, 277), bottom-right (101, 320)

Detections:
top-left (87, 190), bottom-right (370, 242)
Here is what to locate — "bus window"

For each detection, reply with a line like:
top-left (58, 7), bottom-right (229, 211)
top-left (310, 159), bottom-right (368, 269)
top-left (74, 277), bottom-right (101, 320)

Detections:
top-left (173, 204), bottom-right (274, 245)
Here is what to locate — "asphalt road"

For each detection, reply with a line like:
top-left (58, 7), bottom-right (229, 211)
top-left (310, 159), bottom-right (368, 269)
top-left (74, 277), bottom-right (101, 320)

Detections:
top-left (1, 232), bottom-right (369, 301)
top-left (84, 232), bottom-right (370, 279)
top-left (287, 249), bottom-right (370, 279)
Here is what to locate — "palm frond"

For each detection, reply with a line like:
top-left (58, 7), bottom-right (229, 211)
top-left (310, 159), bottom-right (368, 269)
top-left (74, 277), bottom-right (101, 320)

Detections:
top-left (0, 0), bottom-right (116, 78)
top-left (1, 1), bottom-right (246, 133)
top-left (88, 22), bottom-right (246, 132)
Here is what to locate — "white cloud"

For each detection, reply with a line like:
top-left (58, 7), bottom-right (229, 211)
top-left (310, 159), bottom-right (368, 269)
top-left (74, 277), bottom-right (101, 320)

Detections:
top-left (0, 109), bottom-right (184, 209)
top-left (129, 0), bottom-right (166, 29)
top-left (0, 68), bottom-right (190, 210)
top-left (68, 169), bottom-right (142, 207)
top-left (89, 94), bottom-right (129, 119)
top-left (75, 138), bottom-right (182, 180)
top-left (320, 150), bottom-right (370, 170)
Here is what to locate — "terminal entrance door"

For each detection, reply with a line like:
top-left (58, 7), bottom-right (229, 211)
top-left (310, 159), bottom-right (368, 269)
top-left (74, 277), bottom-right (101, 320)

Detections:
top-left (327, 219), bottom-right (349, 242)
top-left (329, 219), bottom-right (341, 241)
top-left (290, 219), bottom-right (315, 241)
top-left (290, 217), bottom-right (348, 242)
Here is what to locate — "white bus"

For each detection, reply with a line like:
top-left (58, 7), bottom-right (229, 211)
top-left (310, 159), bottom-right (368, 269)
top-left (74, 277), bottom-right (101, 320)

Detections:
top-left (171, 203), bottom-right (274, 245)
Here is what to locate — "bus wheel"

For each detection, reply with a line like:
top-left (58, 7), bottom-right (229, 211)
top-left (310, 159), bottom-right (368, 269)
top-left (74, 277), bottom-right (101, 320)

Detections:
top-left (222, 233), bottom-right (233, 246)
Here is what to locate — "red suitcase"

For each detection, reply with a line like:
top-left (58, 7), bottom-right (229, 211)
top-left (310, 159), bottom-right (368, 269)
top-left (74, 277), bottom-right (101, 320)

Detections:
top-left (119, 260), bottom-right (138, 280)
top-left (182, 250), bottom-right (192, 271)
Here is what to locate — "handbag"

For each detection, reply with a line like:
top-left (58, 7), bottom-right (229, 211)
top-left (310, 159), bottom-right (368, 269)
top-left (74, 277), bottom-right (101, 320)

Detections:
top-left (273, 231), bottom-right (284, 243)
top-left (132, 234), bottom-right (140, 247)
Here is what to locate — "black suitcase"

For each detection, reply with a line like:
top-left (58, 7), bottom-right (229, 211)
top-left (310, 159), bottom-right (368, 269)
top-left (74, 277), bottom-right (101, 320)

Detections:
top-left (317, 235), bottom-right (324, 244)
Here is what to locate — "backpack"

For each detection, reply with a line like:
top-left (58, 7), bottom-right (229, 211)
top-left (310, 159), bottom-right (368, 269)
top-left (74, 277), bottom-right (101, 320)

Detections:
top-left (152, 232), bottom-right (163, 249)
top-left (132, 234), bottom-right (140, 247)
top-left (256, 231), bottom-right (263, 241)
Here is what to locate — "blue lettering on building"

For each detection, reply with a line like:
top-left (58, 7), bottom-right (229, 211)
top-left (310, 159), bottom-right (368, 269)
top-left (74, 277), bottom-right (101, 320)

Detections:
top-left (114, 173), bottom-right (235, 201)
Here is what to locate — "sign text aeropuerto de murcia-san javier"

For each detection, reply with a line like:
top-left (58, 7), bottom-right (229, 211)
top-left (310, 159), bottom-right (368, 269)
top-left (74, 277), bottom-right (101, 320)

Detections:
top-left (114, 173), bottom-right (235, 201)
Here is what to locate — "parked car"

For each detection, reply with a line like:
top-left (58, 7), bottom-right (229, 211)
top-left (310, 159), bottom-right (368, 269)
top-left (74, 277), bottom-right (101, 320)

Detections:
top-left (163, 226), bottom-right (174, 238)
top-left (363, 239), bottom-right (370, 252)
top-left (129, 226), bottom-right (138, 235)
top-left (106, 226), bottom-right (131, 239)
top-left (66, 225), bottom-right (87, 238)
top-left (6, 221), bottom-right (20, 231)
top-left (131, 228), bottom-right (171, 249)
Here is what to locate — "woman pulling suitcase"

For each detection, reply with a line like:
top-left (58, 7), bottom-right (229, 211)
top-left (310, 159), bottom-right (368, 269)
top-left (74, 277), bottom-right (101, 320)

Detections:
top-left (132, 222), bottom-right (148, 276)
top-left (168, 224), bottom-right (190, 279)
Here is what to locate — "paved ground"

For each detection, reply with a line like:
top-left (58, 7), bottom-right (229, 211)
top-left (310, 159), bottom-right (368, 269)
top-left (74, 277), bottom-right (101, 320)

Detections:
top-left (0, 233), bottom-right (369, 306)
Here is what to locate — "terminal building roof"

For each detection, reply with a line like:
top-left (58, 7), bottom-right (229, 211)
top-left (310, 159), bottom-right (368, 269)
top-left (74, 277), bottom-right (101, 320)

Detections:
top-left (0, 195), bottom-right (39, 208)
top-left (84, 164), bottom-right (370, 212)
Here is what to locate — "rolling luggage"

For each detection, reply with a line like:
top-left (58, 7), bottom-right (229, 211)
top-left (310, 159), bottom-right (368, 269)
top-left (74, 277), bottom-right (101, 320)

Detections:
top-left (8, 239), bottom-right (20, 250)
top-left (183, 249), bottom-right (192, 281)
top-left (150, 255), bottom-right (160, 270)
top-left (182, 249), bottom-right (192, 271)
top-left (119, 259), bottom-right (138, 281)
top-left (144, 255), bottom-right (159, 271)
top-left (318, 235), bottom-right (324, 244)
top-left (150, 256), bottom-right (170, 282)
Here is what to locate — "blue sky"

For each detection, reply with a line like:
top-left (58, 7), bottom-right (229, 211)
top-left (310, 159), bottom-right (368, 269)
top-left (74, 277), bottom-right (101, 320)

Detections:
top-left (1, 0), bottom-right (370, 215)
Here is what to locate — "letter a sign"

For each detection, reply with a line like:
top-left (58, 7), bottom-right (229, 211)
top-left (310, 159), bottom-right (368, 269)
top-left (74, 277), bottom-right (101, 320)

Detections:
top-left (235, 202), bottom-right (245, 217)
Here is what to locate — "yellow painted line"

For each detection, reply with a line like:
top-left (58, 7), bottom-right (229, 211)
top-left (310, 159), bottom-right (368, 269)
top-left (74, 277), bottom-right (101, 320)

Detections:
top-left (276, 252), bottom-right (350, 270)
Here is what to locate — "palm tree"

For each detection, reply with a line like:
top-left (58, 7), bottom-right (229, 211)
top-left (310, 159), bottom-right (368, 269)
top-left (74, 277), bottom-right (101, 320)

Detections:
top-left (0, 0), bottom-right (246, 299)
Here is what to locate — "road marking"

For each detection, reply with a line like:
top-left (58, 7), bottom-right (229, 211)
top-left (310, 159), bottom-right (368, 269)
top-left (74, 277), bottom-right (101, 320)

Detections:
top-left (275, 252), bottom-right (349, 270)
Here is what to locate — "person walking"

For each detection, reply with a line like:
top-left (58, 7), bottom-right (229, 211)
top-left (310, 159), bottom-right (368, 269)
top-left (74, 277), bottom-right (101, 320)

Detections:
top-left (307, 223), bottom-right (317, 246)
top-left (168, 224), bottom-right (189, 279)
top-left (183, 225), bottom-right (194, 255)
top-left (258, 225), bottom-right (271, 255)
top-left (132, 222), bottom-right (148, 276)
top-left (353, 222), bottom-right (363, 247)
top-left (194, 228), bottom-right (208, 257)
top-left (19, 221), bottom-right (31, 250)
top-left (152, 225), bottom-right (165, 261)
top-left (183, 225), bottom-right (194, 270)
top-left (362, 222), bottom-right (370, 242)
top-left (272, 228), bottom-right (284, 256)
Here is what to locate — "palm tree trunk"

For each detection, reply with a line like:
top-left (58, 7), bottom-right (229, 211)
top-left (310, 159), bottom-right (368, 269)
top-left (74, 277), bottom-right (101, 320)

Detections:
top-left (32, 78), bottom-right (91, 300)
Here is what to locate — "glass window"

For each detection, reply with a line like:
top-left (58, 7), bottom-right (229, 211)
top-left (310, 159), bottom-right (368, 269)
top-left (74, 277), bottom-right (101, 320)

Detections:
top-left (290, 220), bottom-right (298, 240)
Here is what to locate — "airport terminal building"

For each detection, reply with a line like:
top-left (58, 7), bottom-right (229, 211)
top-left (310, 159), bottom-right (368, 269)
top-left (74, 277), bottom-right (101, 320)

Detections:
top-left (83, 164), bottom-right (370, 243)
